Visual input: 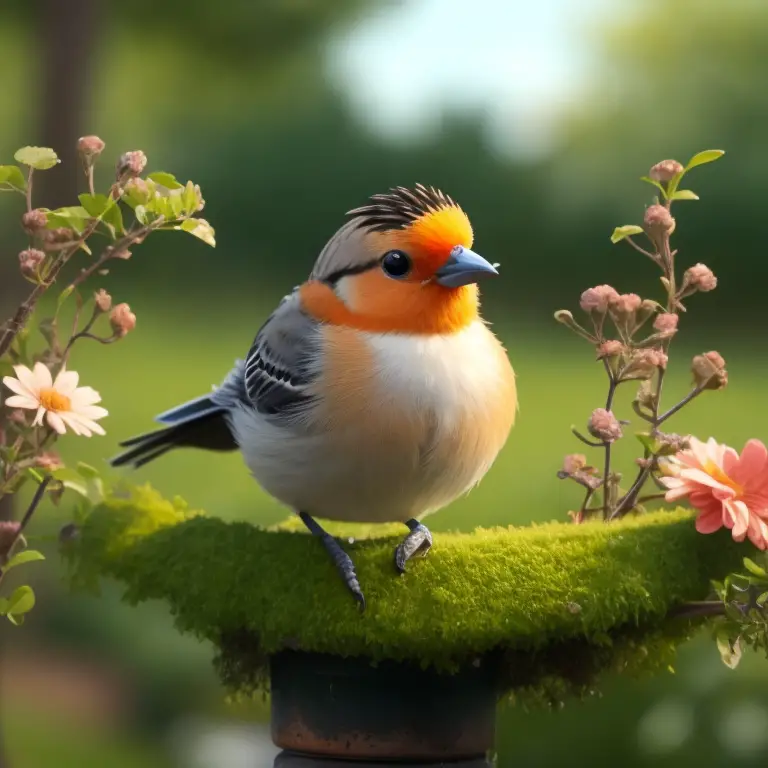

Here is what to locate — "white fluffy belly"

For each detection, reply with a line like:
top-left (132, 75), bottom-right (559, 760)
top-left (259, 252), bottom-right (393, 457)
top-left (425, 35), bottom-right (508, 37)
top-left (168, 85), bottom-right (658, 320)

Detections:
top-left (230, 322), bottom-right (515, 523)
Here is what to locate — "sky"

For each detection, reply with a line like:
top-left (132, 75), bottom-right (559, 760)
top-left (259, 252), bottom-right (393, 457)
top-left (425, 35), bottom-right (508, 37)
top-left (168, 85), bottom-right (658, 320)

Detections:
top-left (328, 0), bottom-right (625, 156)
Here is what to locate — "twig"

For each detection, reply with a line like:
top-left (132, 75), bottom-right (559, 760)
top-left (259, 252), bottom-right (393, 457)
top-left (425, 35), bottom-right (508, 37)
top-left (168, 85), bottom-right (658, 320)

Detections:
top-left (657, 385), bottom-right (705, 426)
top-left (25, 168), bottom-right (33, 213)
top-left (572, 428), bottom-right (603, 448)
top-left (0, 218), bottom-right (101, 359)
top-left (625, 236), bottom-right (659, 263)
top-left (667, 601), bottom-right (726, 620)
top-left (602, 362), bottom-right (618, 519)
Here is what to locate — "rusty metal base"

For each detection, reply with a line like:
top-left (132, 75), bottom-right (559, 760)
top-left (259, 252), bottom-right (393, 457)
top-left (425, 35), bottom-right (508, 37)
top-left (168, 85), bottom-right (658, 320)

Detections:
top-left (270, 651), bottom-right (498, 762)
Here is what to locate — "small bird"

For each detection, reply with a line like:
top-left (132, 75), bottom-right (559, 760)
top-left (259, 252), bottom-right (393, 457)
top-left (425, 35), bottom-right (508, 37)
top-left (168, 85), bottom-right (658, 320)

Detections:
top-left (111, 185), bottom-right (517, 608)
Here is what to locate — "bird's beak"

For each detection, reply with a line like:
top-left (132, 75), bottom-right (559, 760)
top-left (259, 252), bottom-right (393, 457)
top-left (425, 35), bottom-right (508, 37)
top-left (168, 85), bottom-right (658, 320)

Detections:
top-left (435, 246), bottom-right (499, 288)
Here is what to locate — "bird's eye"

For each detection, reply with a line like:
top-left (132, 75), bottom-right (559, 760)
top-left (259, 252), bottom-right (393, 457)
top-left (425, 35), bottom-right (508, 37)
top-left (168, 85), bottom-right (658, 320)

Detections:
top-left (381, 250), bottom-right (411, 279)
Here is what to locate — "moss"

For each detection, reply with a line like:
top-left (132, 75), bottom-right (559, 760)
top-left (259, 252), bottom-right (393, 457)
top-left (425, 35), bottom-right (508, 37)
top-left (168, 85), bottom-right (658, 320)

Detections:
top-left (63, 484), bottom-right (744, 700)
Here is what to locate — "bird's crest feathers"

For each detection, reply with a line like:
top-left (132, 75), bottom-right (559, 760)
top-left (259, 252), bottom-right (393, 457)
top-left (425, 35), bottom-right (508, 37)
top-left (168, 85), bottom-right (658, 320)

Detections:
top-left (347, 184), bottom-right (473, 258)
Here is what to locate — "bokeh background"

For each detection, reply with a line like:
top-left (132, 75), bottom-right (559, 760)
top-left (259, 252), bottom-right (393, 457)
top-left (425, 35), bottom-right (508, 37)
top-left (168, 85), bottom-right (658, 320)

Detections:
top-left (1, 0), bottom-right (767, 765)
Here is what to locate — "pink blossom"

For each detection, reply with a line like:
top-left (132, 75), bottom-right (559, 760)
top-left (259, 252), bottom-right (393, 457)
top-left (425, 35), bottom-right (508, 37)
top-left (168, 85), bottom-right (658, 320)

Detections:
top-left (660, 437), bottom-right (768, 549)
top-left (579, 285), bottom-right (620, 313)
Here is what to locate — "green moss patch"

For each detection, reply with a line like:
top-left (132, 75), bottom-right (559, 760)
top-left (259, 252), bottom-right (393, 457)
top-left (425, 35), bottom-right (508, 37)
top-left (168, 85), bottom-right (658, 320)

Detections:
top-left (63, 485), bottom-right (743, 700)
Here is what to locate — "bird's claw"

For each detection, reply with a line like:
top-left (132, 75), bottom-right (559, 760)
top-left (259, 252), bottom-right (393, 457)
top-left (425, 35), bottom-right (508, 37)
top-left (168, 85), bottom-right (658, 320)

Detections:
top-left (395, 520), bottom-right (433, 574)
top-left (321, 532), bottom-right (366, 611)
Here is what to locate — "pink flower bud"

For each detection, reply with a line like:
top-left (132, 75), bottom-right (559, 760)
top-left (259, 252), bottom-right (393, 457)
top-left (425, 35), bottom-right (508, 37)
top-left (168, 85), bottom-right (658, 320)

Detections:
top-left (77, 135), bottom-right (105, 162)
top-left (123, 177), bottom-right (152, 205)
top-left (116, 150), bottom-right (147, 179)
top-left (653, 313), bottom-right (679, 334)
top-left (643, 204), bottom-right (676, 237)
top-left (562, 454), bottom-right (587, 475)
top-left (596, 340), bottom-right (625, 360)
top-left (579, 284), bottom-right (620, 313)
top-left (684, 263), bottom-right (717, 292)
top-left (35, 451), bottom-right (63, 471)
top-left (21, 209), bottom-right (48, 233)
top-left (18, 248), bottom-right (45, 277)
top-left (588, 408), bottom-right (623, 443)
top-left (94, 289), bottom-right (112, 313)
top-left (649, 159), bottom-right (683, 182)
top-left (692, 351), bottom-right (728, 390)
top-left (625, 348), bottom-right (668, 379)
top-left (46, 227), bottom-right (75, 243)
top-left (110, 303), bottom-right (136, 337)
top-left (609, 292), bottom-right (642, 317)
top-left (0, 521), bottom-right (21, 560)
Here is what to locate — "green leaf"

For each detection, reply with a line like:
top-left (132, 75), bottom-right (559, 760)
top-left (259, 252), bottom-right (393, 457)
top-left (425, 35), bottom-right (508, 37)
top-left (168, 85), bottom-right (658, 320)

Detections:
top-left (716, 631), bottom-right (742, 670)
top-left (6, 585), bottom-right (35, 616)
top-left (178, 218), bottom-right (216, 247)
top-left (610, 225), bottom-right (644, 244)
top-left (686, 149), bottom-right (725, 171)
top-left (78, 193), bottom-right (111, 217)
top-left (0, 165), bottom-right (26, 192)
top-left (134, 205), bottom-right (149, 225)
top-left (168, 190), bottom-right (184, 219)
top-left (56, 285), bottom-right (75, 314)
top-left (635, 432), bottom-right (660, 454)
top-left (757, 591), bottom-right (768, 607)
top-left (743, 557), bottom-right (768, 579)
top-left (78, 193), bottom-right (124, 236)
top-left (14, 146), bottom-right (60, 170)
top-left (182, 181), bottom-right (199, 214)
top-left (46, 206), bottom-right (90, 235)
top-left (148, 171), bottom-right (183, 190)
top-left (63, 479), bottom-right (89, 498)
top-left (670, 190), bottom-right (699, 201)
top-left (76, 462), bottom-right (100, 480)
top-left (640, 176), bottom-right (667, 198)
top-left (4, 550), bottom-right (45, 573)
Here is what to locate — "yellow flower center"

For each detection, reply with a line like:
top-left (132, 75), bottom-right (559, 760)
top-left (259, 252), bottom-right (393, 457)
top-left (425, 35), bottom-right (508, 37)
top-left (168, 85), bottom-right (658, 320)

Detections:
top-left (39, 388), bottom-right (71, 413)
top-left (703, 459), bottom-right (744, 496)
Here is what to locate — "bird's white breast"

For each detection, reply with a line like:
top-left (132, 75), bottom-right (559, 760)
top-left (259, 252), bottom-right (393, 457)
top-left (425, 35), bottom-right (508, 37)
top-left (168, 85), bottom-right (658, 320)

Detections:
top-left (233, 321), bottom-right (515, 523)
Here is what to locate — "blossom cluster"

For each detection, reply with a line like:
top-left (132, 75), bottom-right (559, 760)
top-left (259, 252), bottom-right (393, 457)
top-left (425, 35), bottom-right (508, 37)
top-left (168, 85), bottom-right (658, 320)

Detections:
top-left (0, 137), bottom-right (214, 625)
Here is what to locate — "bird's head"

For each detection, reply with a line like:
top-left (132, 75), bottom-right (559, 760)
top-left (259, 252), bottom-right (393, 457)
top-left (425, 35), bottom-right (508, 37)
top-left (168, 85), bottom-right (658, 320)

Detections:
top-left (302, 185), bottom-right (498, 334)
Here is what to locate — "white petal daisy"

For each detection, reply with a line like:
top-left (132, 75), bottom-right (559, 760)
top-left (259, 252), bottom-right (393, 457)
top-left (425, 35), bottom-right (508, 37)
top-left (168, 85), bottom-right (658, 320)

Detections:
top-left (2, 363), bottom-right (108, 437)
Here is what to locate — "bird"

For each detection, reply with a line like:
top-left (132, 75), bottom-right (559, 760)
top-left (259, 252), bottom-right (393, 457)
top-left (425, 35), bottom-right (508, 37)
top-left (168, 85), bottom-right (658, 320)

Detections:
top-left (110, 184), bottom-right (517, 609)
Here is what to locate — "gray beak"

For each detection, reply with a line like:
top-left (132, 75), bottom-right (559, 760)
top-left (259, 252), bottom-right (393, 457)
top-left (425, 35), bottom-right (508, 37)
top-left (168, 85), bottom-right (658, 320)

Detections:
top-left (435, 246), bottom-right (499, 288)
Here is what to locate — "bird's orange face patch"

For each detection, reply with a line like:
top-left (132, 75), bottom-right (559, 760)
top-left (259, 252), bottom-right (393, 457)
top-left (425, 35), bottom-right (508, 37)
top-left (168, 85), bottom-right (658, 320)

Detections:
top-left (400, 204), bottom-right (474, 278)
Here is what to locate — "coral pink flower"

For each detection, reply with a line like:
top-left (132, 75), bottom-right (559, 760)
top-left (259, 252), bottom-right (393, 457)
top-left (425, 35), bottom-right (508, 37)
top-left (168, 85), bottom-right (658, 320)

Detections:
top-left (660, 437), bottom-right (768, 549)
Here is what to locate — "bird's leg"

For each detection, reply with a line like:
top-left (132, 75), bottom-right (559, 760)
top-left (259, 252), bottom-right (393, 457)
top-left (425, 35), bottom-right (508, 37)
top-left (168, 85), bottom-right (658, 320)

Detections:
top-left (394, 518), bottom-right (433, 574)
top-left (299, 511), bottom-right (365, 610)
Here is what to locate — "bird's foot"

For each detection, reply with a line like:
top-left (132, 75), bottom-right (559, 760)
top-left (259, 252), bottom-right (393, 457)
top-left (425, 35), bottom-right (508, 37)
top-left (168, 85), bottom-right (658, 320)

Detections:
top-left (299, 512), bottom-right (365, 611)
top-left (395, 518), bottom-right (433, 574)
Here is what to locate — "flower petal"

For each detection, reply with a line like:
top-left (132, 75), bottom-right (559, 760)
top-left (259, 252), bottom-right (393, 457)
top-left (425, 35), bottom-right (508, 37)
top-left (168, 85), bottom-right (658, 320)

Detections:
top-left (4, 395), bottom-right (40, 409)
top-left (45, 411), bottom-right (66, 434)
top-left (69, 386), bottom-right (102, 407)
top-left (67, 414), bottom-right (105, 436)
top-left (695, 507), bottom-right (724, 534)
top-left (53, 369), bottom-right (79, 395)
top-left (31, 362), bottom-right (52, 390)
top-left (32, 406), bottom-right (46, 426)
top-left (731, 439), bottom-right (768, 486)
top-left (57, 411), bottom-right (84, 435)
top-left (677, 467), bottom-right (736, 492)
top-left (11, 364), bottom-right (39, 394)
top-left (725, 499), bottom-right (750, 538)
top-left (3, 376), bottom-right (34, 399)
top-left (74, 405), bottom-right (108, 420)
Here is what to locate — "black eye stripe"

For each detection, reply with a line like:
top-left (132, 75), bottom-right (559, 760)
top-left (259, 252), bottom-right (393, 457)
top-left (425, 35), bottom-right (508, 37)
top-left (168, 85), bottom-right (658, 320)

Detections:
top-left (321, 259), bottom-right (379, 286)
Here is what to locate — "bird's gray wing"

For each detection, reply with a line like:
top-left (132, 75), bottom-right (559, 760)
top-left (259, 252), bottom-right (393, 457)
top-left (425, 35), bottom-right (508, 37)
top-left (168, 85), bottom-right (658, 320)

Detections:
top-left (241, 290), bottom-right (321, 416)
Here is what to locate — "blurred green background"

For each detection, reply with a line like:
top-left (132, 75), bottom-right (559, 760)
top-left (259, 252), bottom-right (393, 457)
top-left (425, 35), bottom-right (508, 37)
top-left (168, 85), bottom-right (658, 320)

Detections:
top-left (1, 0), bottom-right (768, 765)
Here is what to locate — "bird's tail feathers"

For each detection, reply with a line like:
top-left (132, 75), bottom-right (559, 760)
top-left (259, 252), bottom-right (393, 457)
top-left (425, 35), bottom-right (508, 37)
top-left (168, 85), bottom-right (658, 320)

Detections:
top-left (110, 396), bottom-right (236, 469)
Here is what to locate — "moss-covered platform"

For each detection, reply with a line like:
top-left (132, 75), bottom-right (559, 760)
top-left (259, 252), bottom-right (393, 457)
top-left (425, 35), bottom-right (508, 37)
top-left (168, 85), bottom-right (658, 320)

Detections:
top-left (63, 485), bottom-right (744, 702)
